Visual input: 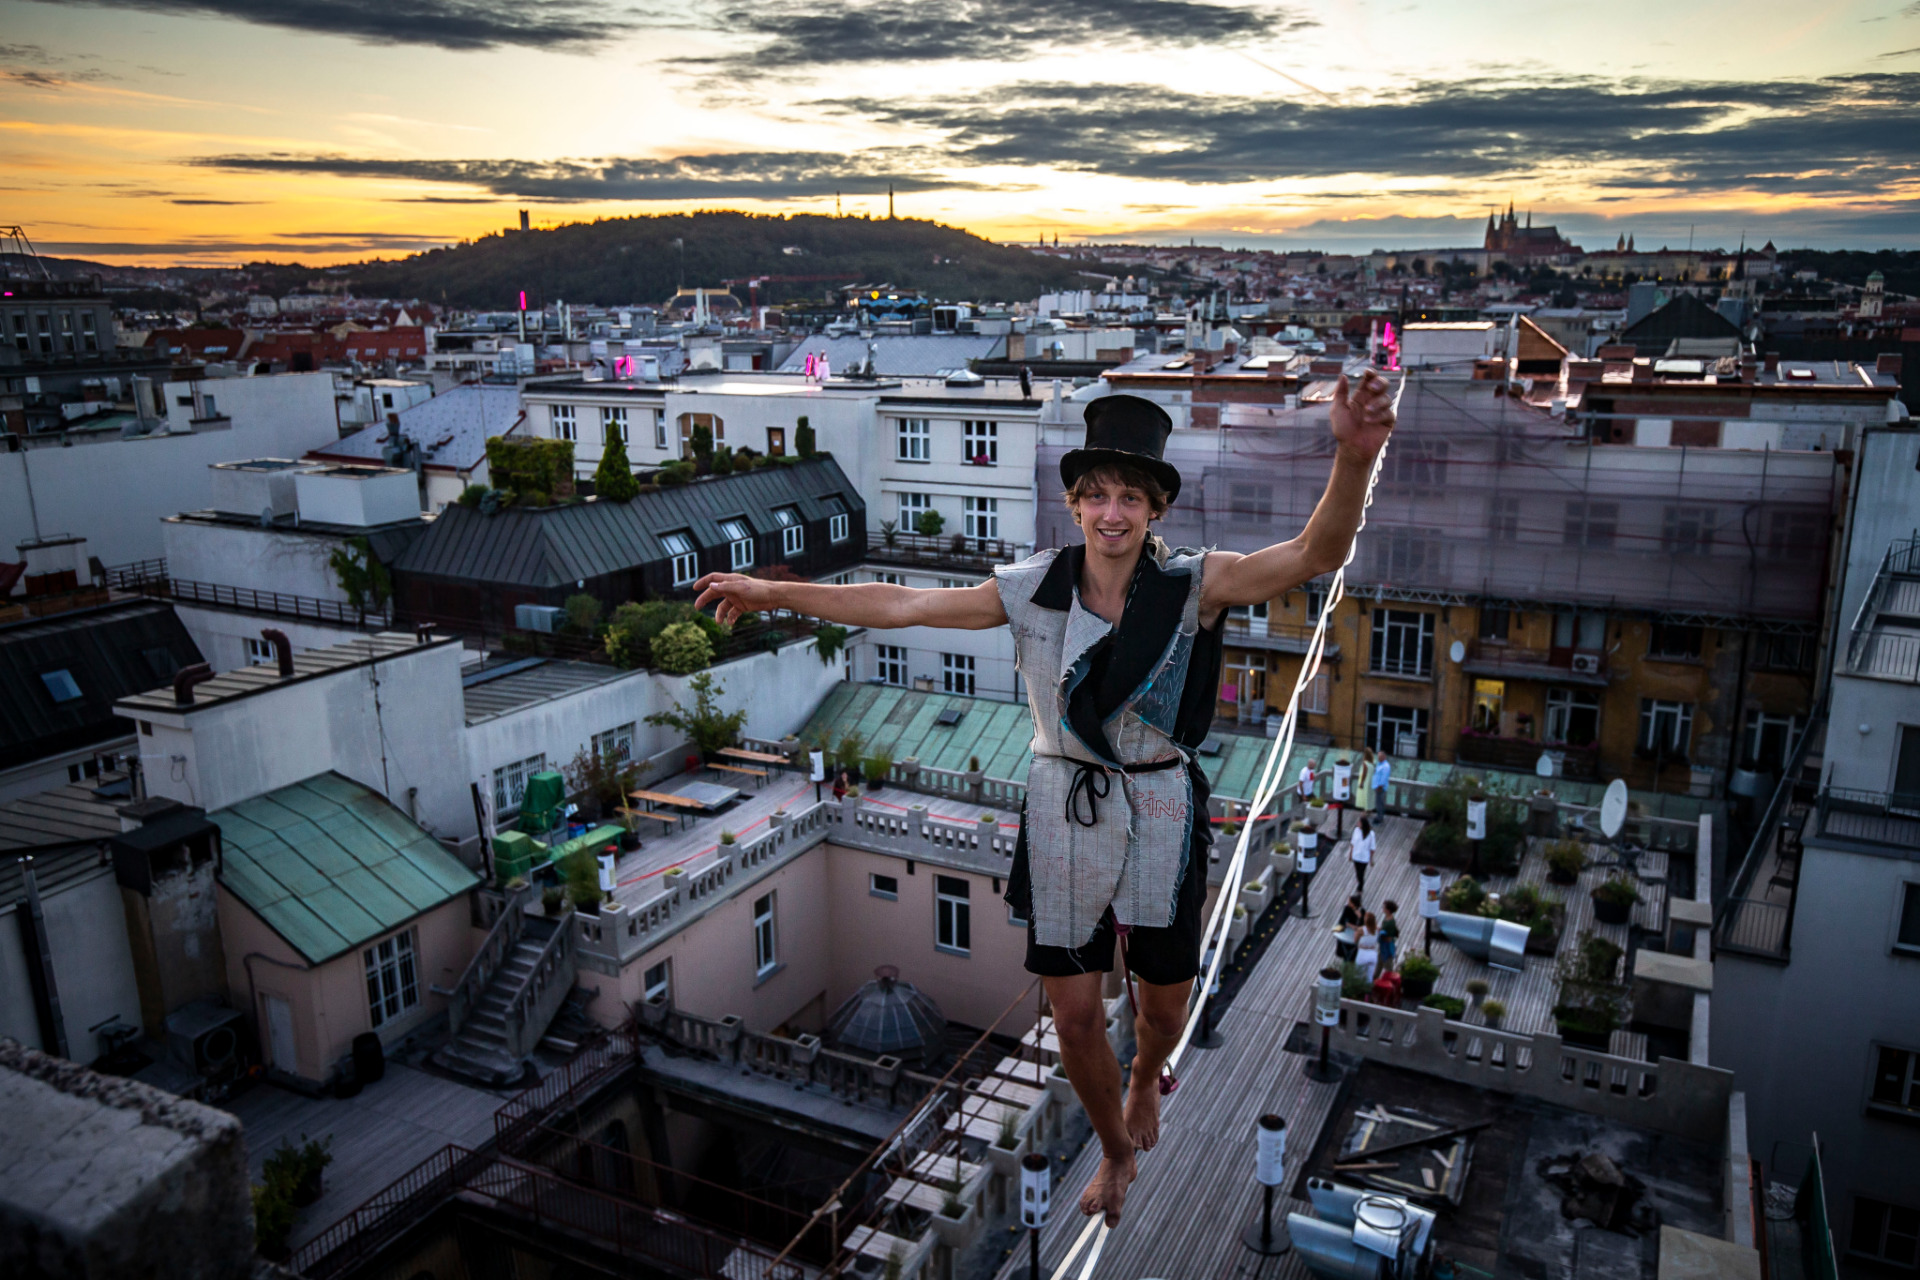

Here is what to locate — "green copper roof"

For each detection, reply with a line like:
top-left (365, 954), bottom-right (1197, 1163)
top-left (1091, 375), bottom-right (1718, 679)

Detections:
top-left (794, 685), bottom-right (1709, 821)
top-left (213, 772), bottom-right (480, 965)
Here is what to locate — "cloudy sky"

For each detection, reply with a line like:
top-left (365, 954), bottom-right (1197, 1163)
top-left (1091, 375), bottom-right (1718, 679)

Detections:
top-left (4, 0), bottom-right (1918, 266)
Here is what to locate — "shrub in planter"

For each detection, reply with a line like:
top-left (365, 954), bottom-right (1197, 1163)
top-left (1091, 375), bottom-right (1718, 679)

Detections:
top-left (1421, 993), bottom-right (1468, 1020)
top-left (1553, 1000), bottom-right (1619, 1048)
top-left (719, 830), bottom-right (737, 845)
top-left (1591, 876), bottom-right (1639, 925)
top-left (1480, 999), bottom-right (1507, 1026)
top-left (863, 752), bottom-right (893, 790)
top-left (1398, 953), bottom-right (1440, 999)
top-left (996, 1109), bottom-right (1022, 1150)
top-left (1341, 961), bottom-right (1372, 999)
top-left (1545, 838), bottom-right (1586, 884)
top-left (1527, 916), bottom-right (1560, 954)
top-left (1441, 876), bottom-right (1486, 914)
top-left (252, 1174), bottom-right (297, 1260)
top-left (1466, 979), bottom-right (1490, 1004)
top-left (542, 886), bottom-right (565, 916)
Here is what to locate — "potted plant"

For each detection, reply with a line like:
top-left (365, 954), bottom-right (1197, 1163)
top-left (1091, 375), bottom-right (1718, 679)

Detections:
top-left (541, 886), bottom-right (566, 916)
top-left (719, 830), bottom-right (737, 845)
top-left (1480, 999), bottom-right (1507, 1029)
top-left (1590, 876), bottom-right (1639, 925)
top-left (1398, 953), bottom-right (1440, 1000)
top-left (1552, 1000), bottom-right (1618, 1048)
top-left (1421, 993), bottom-right (1468, 1020)
top-left (252, 1172), bottom-right (297, 1261)
top-left (933, 1182), bottom-right (978, 1249)
top-left (1440, 876), bottom-right (1486, 914)
top-left (986, 1108), bottom-right (1027, 1177)
top-left (1466, 979), bottom-right (1490, 1007)
top-left (1227, 902), bottom-right (1249, 953)
top-left (1545, 838), bottom-right (1586, 885)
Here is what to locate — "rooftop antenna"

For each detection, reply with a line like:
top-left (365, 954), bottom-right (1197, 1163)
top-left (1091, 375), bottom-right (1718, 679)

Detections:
top-left (1, 225), bottom-right (53, 280)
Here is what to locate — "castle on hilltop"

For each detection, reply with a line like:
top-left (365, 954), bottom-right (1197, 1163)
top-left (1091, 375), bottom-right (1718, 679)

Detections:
top-left (1484, 202), bottom-right (1581, 262)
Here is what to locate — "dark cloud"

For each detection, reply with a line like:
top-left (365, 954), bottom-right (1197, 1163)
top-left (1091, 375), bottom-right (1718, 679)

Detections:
top-left (1880, 45), bottom-right (1920, 57)
top-left (40, 235), bottom-right (456, 255)
top-left (678, 0), bottom-right (1310, 70)
top-left (837, 73), bottom-right (1920, 197)
top-left (189, 149), bottom-right (1020, 200)
top-left (171, 198), bottom-right (262, 204)
top-left (24, 0), bottom-right (636, 52)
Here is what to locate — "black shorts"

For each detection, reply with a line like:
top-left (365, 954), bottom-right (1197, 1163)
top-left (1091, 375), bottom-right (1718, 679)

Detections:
top-left (1010, 794), bottom-right (1210, 987)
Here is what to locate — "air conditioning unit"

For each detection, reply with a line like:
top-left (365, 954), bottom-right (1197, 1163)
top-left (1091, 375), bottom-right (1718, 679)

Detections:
top-left (1570, 653), bottom-right (1601, 675)
top-left (164, 1001), bottom-right (247, 1083)
top-left (515, 604), bottom-right (565, 633)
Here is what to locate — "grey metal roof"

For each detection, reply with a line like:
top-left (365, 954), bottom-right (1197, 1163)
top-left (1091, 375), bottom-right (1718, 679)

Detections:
top-left (777, 335), bottom-right (1004, 378)
top-left (462, 659), bottom-right (636, 725)
top-left (0, 775), bottom-right (127, 854)
top-left (313, 383), bottom-right (521, 473)
top-left (825, 966), bottom-right (947, 1065)
top-left (0, 600), bottom-right (204, 771)
top-left (117, 633), bottom-right (451, 716)
top-left (393, 455), bottom-right (864, 589)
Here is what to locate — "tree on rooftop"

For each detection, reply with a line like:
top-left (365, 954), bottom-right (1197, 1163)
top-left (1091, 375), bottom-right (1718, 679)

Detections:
top-left (594, 420), bottom-right (640, 501)
top-left (327, 536), bottom-right (391, 623)
top-left (645, 670), bottom-right (746, 754)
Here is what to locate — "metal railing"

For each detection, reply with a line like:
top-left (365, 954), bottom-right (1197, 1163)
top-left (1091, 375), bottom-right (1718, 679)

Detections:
top-left (1816, 786), bottom-right (1920, 847)
top-left (863, 529), bottom-right (1020, 573)
top-left (292, 1144), bottom-right (492, 1278)
top-left (107, 559), bottom-right (390, 627)
top-left (494, 1026), bottom-right (640, 1153)
top-left (504, 911), bottom-right (580, 1060)
top-left (447, 883), bottom-right (531, 1037)
top-left (1850, 631), bottom-right (1920, 683)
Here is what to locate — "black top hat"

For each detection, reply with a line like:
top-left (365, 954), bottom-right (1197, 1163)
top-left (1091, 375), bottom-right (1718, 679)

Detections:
top-left (1059, 393), bottom-right (1181, 503)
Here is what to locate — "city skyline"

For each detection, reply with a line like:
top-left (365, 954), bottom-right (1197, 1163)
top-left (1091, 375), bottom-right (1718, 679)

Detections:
top-left (3, 0), bottom-right (1919, 267)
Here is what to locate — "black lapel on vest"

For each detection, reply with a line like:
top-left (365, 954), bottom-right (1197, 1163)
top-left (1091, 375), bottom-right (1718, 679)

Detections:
top-left (1093, 553), bottom-right (1191, 720)
top-left (1028, 544), bottom-right (1079, 611)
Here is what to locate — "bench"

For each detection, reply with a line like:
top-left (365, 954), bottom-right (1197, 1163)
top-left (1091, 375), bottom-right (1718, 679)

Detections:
top-left (617, 806), bottom-right (680, 834)
top-left (720, 747), bottom-right (790, 767)
top-left (709, 762), bottom-right (768, 788)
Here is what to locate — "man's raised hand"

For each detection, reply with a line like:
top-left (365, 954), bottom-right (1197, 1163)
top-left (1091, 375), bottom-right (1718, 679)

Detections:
top-left (693, 572), bottom-right (776, 627)
top-left (1330, 368), bottom-right (1396, 460)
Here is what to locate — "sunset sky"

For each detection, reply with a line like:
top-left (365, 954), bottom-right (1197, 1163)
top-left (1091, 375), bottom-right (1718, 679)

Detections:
top-left (4, 0), bottom-right (1918, 267)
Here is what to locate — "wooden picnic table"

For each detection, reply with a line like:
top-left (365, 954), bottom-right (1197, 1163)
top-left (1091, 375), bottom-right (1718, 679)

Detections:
top-left (719, 747), bottom-right (790, 766)
top-left (630, 789), bottom-right (708, 809)
top-left (709, 762), bottom-right (768, 787)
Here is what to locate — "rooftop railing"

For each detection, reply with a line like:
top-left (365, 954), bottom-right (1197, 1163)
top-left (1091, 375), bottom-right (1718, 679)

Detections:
top-left (862, 529), bottom-right (1020, 574)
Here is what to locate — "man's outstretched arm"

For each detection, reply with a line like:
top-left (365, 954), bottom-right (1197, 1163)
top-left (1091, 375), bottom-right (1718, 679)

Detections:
top-left (1200, 369), bottom-right (1396, 621)
top-left (694, 573), bottom-right (1008, 632)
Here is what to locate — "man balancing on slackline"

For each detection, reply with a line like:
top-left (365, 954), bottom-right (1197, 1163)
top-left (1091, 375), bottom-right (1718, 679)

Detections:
top-left (695, 371), bottom-right (1396, 1226)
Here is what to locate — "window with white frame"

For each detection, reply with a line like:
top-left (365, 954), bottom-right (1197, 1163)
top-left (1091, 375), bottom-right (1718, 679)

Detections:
top-left (1301, 671), bottom-right (1331, 715)
top-left (1304, 583), bottom-right (1327, 626)
top-left (661, 530), bottom-right (699, 586)
top-left (942, 653), bottom-right (976, 696)
top-left (492, 753), bottom-right (546, 813)
top-left (643, 960), bottom-right (671, 1004)
top-left (1564, 500), bottom-right (1619, 549)
top-left (963, 496), bottom-right (998, 540)
top-left (752, 892), bottom-right (777, 976)
top-left (825, 495), bottom-right (850, 543)
top-left (653, 409), bottom-right (667, 450)
top-left (897, 492), bottom-right (932, 533)
top-left (551, 404), bottom-right (578, 442)
top-left (602, 406), bottom-right (627, 446)
top-left (872, 571), bottom-right (903, 586)
top-left (1545, 688), bottom-right (1600, 747)
top-left (876, 644), bottom-right (907, 685)
top-left (364, 929), bottom-right (419, 1029)
top-left (592, 722), bottom-right (635, 764)
top-left (1741, 710), bottom-right (1804, 772)
top-left (1896, 884), bottom-right (1920, 956)
top-left (1369, 609), bottom-right (1435, 677)
top-left (1662, 505), bottom-right (1717, 555)
top-left (1365, 704), bottom-right (1429, 757)
top-left (1871, 1042), bottom-right (1920, 1116)
top-left (869, 872), bottom-right (899, 900)
top-left (935, 875), bottom-right (971, 953)
top-left (1637, 699), bottom-right (1694, 757)
top-left (896, 417), bottom-right (931, 461)
top-left (719, 517), bottom-right (754, 571)
top-left (775, 506), bottom-right (804, 557)
top-left (244, 637), bottom-right (274, 667)
top-left (1849, 1194), bottom-right (1919, 1269)
top-left (938, 578), bottom-right (977, 589)
top-left (963, 419), bottom-right (998, 464)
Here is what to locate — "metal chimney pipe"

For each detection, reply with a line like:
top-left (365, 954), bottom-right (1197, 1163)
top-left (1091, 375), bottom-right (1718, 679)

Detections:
top-left (172, 663), bottom-right (215, 706)
top-left (259, 628), bottom-right (294, 677)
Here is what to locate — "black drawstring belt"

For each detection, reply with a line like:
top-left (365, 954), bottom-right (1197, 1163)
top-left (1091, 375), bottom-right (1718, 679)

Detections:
top-left (1063, 756), bottom-right (1183, 828)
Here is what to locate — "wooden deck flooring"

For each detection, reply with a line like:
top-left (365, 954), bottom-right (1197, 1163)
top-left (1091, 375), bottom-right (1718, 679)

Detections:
top-left (992, 816), bottom-right (1656, 1280)
top-left (224, 1063), bottom-right (503, 1251)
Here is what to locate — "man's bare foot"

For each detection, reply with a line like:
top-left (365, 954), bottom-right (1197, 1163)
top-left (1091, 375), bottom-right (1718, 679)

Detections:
top-left (1079, 1149), bottom-right (1138, 1227)
top-left (1124, 1064), bottom-right (1162, 1151)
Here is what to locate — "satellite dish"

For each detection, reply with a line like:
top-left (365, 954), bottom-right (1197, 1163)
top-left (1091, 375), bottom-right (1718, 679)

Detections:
top-left (1448, 640), bottom-right (1465, 663)
top-left (1535, 752), bottom-right (1554, 778)
top-left (1599, 778), bottom-right (1629, 839)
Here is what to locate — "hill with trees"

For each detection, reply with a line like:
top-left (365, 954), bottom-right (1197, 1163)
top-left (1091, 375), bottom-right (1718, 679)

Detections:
top-left (343, 212), bottom-right (1086, 309)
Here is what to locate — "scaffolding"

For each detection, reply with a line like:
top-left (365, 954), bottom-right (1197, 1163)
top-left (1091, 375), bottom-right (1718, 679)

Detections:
top-left (1037, 374), bottom-right (1840, 628)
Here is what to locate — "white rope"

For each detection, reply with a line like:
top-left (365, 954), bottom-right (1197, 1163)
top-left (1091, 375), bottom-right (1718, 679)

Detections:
top-left (1051, 371), bottom-right (1406, 1280)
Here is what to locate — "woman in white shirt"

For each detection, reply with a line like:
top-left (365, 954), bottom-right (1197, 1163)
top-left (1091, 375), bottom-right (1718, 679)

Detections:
top-left (1350, 815), bottom-right (1376, 899)
top-left (1355, 911), bottom-right (1381, 985)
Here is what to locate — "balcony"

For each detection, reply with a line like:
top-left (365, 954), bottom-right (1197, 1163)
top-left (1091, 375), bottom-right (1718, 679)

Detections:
top-left (1456, 731), bottom-right (1599, 781)
top-left (1221, 616), bottom-right (1336, 657)
top-left (862, 530), bottom-right (1019, 575)
top-left (1815, 786), bottom-right (1920, 849)
top-left (1841, 535), bottom-right (1920, 684)
top-left (1459, 642), bottom-right (1608, 688)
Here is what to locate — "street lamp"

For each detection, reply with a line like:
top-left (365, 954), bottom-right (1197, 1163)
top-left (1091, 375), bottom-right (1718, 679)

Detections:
top-left (1466, 793), bottom-right (1488, 878)
top-left (1419, 866), bottom-right (1443, 957)
top-left (810, 749), bottom-right (825, 803)
top-left (1306, 965), bottom-right (1343, 1082)
top-left (1331, 758), bottom-right (1352, 838)
top-left (1295, 821), bottom-right (1320, 919)
top-left (1241, 1114), bottom-right (1292, 1255)
top-left (1021, 1151), bottom-right (1051, 1280)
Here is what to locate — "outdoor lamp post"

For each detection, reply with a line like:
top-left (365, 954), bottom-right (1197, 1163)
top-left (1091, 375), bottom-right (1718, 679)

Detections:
top-left (1241, 1114), bottom-right (1292, 1255)
top-left (1332, 758), bottom-right (1352, 837)
top-left (1295, 822), bottom-right (1320, 919)
top-left (597, 846), bottom-right (616, 895)
top-left (810, 750), bottom-right (825, 803)
top-left (1021, 1151), bottom-right (1051, 1280)
top-left (1307, 965), bottom-right (1343, 1082)
top-left (1466, 794), bottom-right (1488, 877)
top-left (1419, 866), bottom-right (1443, 957)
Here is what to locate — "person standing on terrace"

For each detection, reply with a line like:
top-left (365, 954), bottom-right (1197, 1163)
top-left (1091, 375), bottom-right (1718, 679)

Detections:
top-left (696, 374), bottom-right (1396, 1227)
